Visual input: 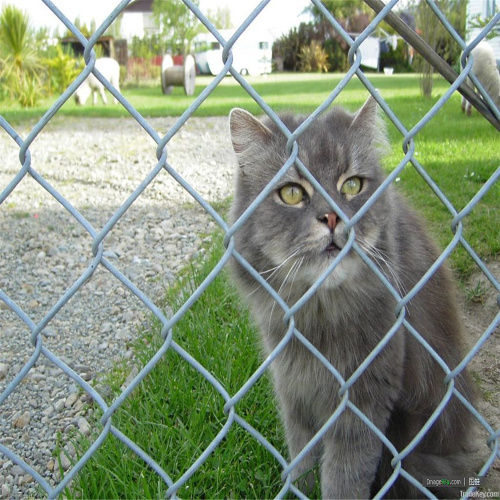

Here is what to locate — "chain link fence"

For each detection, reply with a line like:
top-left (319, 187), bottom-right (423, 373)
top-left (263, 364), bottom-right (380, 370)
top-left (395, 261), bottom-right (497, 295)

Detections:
top-left (0, 0), bottom-right (499, 498)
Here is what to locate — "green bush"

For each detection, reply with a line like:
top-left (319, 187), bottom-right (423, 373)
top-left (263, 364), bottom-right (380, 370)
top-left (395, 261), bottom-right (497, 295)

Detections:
top-left (379, 40), bottom-right (414, 73)
top-left (14, 72), bottom-right (43, 107)
top-left (299, 41), bottom-right (330, 73)
top-left (324, 38), bottom-right (349, 72)
top-left (44, 44), bottom-right (80, 95)
top-left (130, 34), bottom-right (167, 59)
top-left (272, 22), bottom-right (318, 72)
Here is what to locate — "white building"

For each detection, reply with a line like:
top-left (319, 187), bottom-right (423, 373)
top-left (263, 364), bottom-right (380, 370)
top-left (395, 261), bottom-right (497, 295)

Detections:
top-left (121, 0), bottom-right (158, 39)
top-left (466, 0), bottom-right (500, 64)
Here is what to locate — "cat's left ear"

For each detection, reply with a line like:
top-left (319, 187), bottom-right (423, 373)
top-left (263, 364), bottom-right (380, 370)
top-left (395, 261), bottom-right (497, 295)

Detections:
top-left (229, 108), bottom-right (273, 163)
top-left (352, 96), bottom-right (378, 125)
top-left (350, 96), bottom-right (389, 153)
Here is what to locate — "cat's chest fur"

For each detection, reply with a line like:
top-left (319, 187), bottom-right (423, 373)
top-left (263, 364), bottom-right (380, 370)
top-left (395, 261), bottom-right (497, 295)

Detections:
top-left (253, 282), bottom-right (402, 383)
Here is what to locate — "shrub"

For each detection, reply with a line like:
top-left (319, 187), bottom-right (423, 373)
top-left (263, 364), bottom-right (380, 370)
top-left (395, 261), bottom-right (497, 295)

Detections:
top-left (44, 44), bottom-right (80, 95)
top-left (298, 41), bottom-right (330, 73)
top-left (324, 38), bottom-right (349, 72)
top-left (272, 22), bottom-right (318, 72)
top-left (14, 72), bottom-right (43, 107)
top-left (379, 40), bottom-right (413, 73)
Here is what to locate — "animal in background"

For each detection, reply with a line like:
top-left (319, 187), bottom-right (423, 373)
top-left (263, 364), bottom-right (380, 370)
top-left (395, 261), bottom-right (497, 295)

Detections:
top-left (462, 41), bottom-right (500, 115)
top-left (74, 57), bottom-right (120, 106)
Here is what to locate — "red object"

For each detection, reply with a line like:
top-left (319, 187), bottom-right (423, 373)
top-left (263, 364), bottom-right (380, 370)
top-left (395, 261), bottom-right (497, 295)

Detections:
top-left (172, 55), bottom-right (184, 65)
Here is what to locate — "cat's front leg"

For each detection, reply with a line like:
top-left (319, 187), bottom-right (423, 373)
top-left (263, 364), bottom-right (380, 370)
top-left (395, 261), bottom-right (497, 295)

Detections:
top-left (320, 418), bottom-right (384, 499)
top-left (280, 399), bottom-right (321, 495)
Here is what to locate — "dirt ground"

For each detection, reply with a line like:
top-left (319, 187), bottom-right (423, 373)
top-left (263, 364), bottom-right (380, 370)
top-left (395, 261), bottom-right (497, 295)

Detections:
top-left (462, 261), bottom-right (500, 490)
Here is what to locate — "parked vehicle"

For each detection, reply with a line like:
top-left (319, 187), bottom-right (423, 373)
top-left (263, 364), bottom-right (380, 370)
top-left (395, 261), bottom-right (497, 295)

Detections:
top-left (194, 28), bottom-right (273, 76)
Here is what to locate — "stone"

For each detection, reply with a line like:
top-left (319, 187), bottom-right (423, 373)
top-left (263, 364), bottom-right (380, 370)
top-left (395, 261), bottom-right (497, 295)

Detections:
top-left (1, 483), bottom-right (11, 498)
top-left (19, 474), bottom-right (34, 486)
top-left (54, 399), bottom-right (65, 412)
top-left (10, 465), bottom-right (24, 477)
top-left (13, 412), bottom-right (30, 429)
top-left (121, 311), bottom-right (135, 323)
top-left (42, 406), bottom-right (54, 418)
top-left (64, 393), bottom-right (78, 408)
top-left (59, 453), bottom-right (71, 471)
top-left (78, 417), bottom-right (91, 436)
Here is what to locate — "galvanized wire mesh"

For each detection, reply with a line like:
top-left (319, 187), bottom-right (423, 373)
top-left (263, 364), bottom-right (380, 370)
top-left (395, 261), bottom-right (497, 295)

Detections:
top-left (0, 0), bottom-right (499, 498)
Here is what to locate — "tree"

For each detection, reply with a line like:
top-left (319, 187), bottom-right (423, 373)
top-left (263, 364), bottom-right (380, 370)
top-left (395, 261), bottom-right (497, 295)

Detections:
top-left (153, 0), bottom-right (203, 55)
top-left (415, 0), bottom-right (467, 97)
top-left (0, 5), bottom-right (40, 75)
top-left (206, 6), bottom-right (232, 30)
top-left (307, 0), bottom-right (370, 26)
top-left (304, 0), bottom-right (374, 72)
top-left (468, 9), bottom-right (500, 40)
top-left (65, 17), bottom-right (93, 39)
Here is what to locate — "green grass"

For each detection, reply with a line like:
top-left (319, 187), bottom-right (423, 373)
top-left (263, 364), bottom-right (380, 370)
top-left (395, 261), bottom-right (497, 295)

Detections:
top-left (8, 72), bottom-right (495, 497)
top-left (66, 230), bottom-right (298, 500)
top-left (381, 90), bottom-right (499, 280)
top-left (0, 73), bottom-right (453, 121)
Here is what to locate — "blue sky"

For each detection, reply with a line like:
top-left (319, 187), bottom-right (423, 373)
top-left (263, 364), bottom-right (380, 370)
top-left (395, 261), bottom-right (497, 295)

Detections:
top-left (0, 0), bottom-right (311, 38)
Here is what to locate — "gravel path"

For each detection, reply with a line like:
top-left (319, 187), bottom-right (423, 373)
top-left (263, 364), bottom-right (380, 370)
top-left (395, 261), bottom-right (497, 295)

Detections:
top-left (0, 116), bottom-right (234, 498)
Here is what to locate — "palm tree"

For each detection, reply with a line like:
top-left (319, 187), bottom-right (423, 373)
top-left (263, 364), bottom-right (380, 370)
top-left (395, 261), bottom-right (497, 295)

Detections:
top-left (0, 4), bottom-right (43, 105)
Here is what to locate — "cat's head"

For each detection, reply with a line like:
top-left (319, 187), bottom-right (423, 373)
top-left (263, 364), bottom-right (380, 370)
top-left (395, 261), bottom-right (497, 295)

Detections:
top-left (229, 97), bottom-right (393, 292)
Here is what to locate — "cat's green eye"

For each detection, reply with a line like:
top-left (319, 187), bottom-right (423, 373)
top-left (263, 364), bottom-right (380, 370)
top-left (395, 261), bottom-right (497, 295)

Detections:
top-left (341, 177), bottom-right (362, 196)
top-left (279, 184), bottom-right (305, 205)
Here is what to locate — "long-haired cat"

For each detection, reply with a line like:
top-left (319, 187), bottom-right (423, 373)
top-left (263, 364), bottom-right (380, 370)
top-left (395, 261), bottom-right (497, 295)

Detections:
top-left (228, 98), bottom-right (478, 498)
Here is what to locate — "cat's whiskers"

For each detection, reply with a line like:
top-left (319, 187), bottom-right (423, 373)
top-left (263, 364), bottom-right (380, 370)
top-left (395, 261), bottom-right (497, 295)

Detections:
top-left (358, 239), bottom-right (407, 301)
top-left (286, 255), bottom-right (305, 304)
top-left (245, 245), bottom-right (306, 299)
top-left (267, 254), bottom-right (305, 337)
top-left (260, 245), bottom-right (306, 278)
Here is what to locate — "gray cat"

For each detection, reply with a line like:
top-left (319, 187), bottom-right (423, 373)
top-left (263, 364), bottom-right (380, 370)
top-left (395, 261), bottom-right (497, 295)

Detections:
top-left (228, 98), bottom-right (478, 498)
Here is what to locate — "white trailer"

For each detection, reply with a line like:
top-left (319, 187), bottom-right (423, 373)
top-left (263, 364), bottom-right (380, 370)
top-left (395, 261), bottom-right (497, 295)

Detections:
top-left (194, 28), bottom-right (273, 76)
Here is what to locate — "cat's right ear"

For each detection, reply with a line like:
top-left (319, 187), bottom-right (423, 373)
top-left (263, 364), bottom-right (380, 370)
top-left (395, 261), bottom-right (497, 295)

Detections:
top-left (229, 108), bottom-right (273, 161)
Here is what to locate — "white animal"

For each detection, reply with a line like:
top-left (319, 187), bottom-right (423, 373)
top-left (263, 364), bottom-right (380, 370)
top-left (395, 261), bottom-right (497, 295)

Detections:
top-left (461, 41), bottom-right (500, 115)
top-left (74, 57), bottom-right (120, 106)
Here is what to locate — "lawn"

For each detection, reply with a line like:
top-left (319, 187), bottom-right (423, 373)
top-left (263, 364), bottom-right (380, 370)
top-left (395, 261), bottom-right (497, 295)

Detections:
top-left (0, 72), bottom-right (460, 121)
top-left (3, 72), bottom-right (498, 498)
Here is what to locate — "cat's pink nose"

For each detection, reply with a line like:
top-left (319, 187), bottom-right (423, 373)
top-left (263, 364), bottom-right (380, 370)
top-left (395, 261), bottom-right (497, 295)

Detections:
top-left (319, 212), bottom-right (337, 232)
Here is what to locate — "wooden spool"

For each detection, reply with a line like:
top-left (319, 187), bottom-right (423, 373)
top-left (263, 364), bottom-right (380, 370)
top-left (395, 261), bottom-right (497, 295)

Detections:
top-left (161, 54), bottom-right (196, 96)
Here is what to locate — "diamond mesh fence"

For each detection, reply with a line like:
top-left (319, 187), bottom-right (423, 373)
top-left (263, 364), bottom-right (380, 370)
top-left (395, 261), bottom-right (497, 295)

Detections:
top-left (0, 0), bottom-right (499, 498)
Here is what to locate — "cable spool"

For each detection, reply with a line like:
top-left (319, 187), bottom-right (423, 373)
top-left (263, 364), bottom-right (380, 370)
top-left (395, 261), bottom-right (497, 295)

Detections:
top-left (161, 54), bottom-right (196, 96)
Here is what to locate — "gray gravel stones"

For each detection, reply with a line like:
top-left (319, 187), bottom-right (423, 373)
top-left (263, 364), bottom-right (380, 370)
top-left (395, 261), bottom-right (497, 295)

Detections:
top-left (0, 115), bottom-right (234, 498)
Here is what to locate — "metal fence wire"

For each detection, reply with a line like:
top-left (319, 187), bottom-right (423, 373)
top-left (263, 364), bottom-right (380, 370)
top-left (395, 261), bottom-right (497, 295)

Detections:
top-left (0, 0), bottom-right (499, 498)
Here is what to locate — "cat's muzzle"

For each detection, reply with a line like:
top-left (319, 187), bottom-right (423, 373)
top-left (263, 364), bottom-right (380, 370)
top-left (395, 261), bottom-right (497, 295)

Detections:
top-left (325, 238), bottom-right (341, 253)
